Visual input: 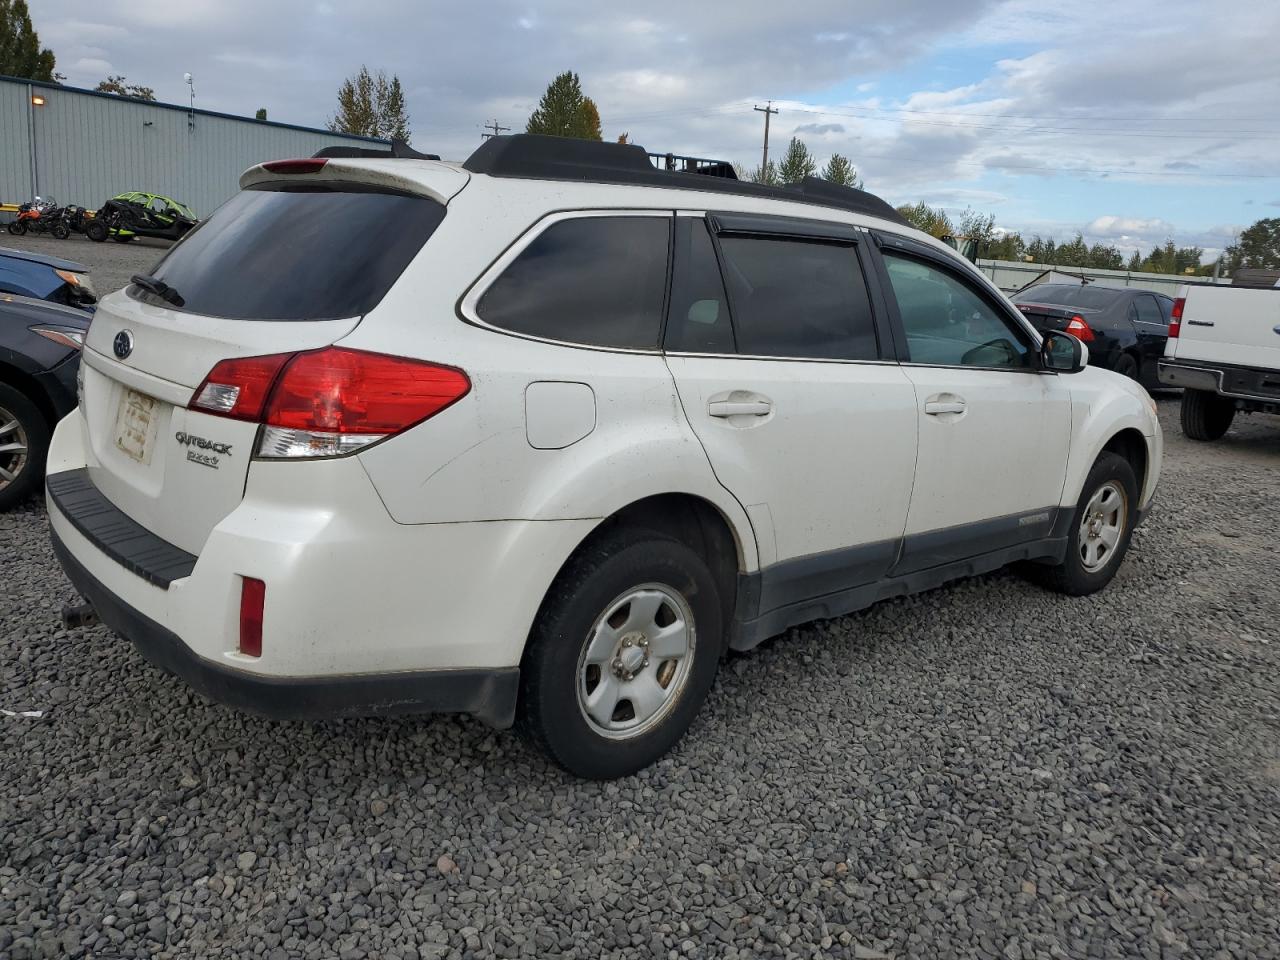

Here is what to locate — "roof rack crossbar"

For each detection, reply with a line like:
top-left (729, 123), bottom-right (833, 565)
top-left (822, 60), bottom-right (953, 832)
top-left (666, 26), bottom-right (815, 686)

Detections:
top-left (312, 138), bottom-right (440, 161)
top-left (464, 135), bottom-right (908, 227)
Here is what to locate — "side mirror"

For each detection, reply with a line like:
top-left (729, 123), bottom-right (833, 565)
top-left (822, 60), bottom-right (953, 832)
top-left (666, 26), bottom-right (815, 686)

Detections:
top-left (1041, 332), bottom-right (1088, 373)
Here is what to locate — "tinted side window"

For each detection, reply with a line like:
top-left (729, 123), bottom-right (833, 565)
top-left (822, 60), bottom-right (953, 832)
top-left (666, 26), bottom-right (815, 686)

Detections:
top-left (1156, 296), bottom-right (1174, 324)
top-left (1134, 294), bottom-right (1164, 325)
top-left (665, 219), bottom-right (734, 353)
top-left (478, 216), bottom-right (670, 349)
top-left (882, 252), bottom-right (1031, 368)
top-left (716, 236), bottom-right (878, 360)
top-left (148, 184), bottom-right (445, 321)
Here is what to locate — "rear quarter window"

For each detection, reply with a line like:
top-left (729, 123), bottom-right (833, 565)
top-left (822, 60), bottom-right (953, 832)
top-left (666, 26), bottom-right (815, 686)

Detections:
top-left (142, 183), bottom-right (445, 321)
top-left (476, 215), bottom-right (671, 350)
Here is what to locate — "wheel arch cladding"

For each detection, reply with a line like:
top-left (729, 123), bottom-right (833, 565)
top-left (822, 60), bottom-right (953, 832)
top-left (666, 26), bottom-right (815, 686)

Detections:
top-left (545, 493), bottom-right (746, 653)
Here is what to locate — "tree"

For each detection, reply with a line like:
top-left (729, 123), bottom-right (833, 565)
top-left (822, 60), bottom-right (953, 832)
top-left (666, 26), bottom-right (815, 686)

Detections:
top-left (1223, 217), bottom-right (1280, 272)
top-left (255, 107), bottom-right (267, 121)
top-left (957, 208), bottom-right (995, 242)
top-left (1126, 250), bottom-right (1142, 272)
top-left (896, 201), bottom-right (953, 239)
top-left (776, 137), bottom-right (816, 184)
top-left (748, 161), bottom-right (778, 185)
top-left (0, 0), bottom-right (56, 81)
top-left (328, 66), bottom-right (412, 142)
top-left (525, 71), bottom-right (602, 140)
top-left (819, 154), bottom-right (862, 189)
top-left (95, 75), bottom-right (156, 101)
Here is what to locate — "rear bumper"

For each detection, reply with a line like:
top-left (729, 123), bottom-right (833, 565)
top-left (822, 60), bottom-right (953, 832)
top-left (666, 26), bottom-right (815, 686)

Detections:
top-left (1159, 359), bottom-right (1280, 406)
top-left (52, 527), bottom-right (520, 727)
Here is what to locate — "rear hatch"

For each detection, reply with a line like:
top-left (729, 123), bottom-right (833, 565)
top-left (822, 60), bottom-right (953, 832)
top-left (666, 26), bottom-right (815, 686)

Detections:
top-left (78, 158), bottom-right (467, 555)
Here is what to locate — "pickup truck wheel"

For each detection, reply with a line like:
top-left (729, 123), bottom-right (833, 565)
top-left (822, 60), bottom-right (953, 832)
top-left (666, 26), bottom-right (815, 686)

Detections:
top-left (1021, 452), bottom-right (1138, 597)
top-left (1180, 388), bottom-right (1234, 441)
top-left (518, 531), bottom-right (723, 779)
top-left (0, 384), bottom-right (49, 512)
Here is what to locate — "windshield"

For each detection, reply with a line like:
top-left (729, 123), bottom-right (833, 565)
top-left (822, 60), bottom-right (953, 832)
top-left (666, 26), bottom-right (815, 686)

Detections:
top-left (1020, 284), bottom-right (1122, 309)
top-left (144, 183), bottom-right (445, 321)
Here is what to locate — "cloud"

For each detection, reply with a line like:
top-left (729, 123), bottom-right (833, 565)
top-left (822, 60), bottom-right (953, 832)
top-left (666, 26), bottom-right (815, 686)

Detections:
top-left (794, 122), bottom-right (845, 135)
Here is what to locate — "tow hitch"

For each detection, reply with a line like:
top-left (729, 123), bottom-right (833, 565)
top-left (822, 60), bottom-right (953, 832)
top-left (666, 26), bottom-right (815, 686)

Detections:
top-left (61, 602), bottom-right (100, 629)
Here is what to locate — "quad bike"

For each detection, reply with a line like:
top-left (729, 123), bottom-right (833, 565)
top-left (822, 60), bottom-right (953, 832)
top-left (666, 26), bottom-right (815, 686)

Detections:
top-left (6, 198), bottom-right (69, 240)
top-left (84, 192), bottom-right (197, 243)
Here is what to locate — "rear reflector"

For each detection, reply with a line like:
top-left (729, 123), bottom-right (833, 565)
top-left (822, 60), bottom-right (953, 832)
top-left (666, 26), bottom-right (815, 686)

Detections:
top-left (1064, 314), bottom-right (1095, 342)
top-left (1169, 297), bottom-right (1185, 338)
top-left (239, 577), bottom-right (265, 657)
top-left (262, 158), bottom-right (329, 175)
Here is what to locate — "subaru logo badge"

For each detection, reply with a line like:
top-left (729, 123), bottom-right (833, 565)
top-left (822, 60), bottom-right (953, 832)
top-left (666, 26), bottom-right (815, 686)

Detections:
top-left (113, 330), bottom-right (134, 360)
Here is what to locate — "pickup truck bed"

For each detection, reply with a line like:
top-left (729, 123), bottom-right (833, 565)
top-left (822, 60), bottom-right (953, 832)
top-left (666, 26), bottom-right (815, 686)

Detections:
top-left (1159, 284), bottom-right (1280, 440)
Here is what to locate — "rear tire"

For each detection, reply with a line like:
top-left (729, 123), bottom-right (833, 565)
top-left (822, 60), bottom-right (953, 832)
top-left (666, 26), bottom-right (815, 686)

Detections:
top-left (1180, 388), bottom-right (1234, 441)
top-left (518, 531), bottom-right (723, 779)
top-left (1020, 452), bottom-right (1138, 597)
top-left (51, 222), bottom-right (70, 240)
top-left (1113, 352), bottom-right (1139, 380)
top-left (84, 220), bottom-right (108, 242)
top-left (0, 383), bottom-right (50, 512)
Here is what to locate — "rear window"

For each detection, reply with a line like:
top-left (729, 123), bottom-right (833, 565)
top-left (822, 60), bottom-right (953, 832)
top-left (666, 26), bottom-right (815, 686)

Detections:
top-left (1022, 284), bottom-right (1121, 309)
top-left (143, 183), bottom-right (444, 321)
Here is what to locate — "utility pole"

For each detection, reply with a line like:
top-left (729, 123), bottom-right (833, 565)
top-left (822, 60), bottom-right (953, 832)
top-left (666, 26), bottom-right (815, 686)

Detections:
top-left (482, 119), bottom-right (510, 139)
top-left (754, 100), bottom-right (779, 172)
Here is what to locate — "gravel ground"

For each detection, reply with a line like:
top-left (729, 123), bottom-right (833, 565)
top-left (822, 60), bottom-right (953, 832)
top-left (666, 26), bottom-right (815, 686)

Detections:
top-left (3, 397), bottom-right (1279, 957)
top-left (1, 232), bottom-right (172, 302)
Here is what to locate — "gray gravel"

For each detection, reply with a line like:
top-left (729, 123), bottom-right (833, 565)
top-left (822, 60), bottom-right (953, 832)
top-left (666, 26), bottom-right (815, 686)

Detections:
top-left (3, 400), bottom-right (1279, 960)
top-left (2, 231), bottom-right (172, 301)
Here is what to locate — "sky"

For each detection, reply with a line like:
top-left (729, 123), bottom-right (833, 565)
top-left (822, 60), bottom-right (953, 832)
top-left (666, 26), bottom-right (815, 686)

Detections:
top-left (31, 0), bottom-right (1280, 262)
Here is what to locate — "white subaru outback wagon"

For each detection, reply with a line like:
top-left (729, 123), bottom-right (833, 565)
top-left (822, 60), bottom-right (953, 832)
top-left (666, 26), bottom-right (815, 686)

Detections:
top-left (48, 135), bottom-right (1162, 779)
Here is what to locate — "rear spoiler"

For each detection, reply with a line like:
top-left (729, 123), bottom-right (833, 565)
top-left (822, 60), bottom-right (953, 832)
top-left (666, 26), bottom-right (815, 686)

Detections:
top-left (313, 138), bottom-right (440, 161)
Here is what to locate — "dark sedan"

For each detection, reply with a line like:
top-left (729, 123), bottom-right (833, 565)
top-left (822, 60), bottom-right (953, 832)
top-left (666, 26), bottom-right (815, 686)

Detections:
top-left (0, 294), bottom-right (89, 510)
top-left (1013, 283), bottom-right (1172, 388)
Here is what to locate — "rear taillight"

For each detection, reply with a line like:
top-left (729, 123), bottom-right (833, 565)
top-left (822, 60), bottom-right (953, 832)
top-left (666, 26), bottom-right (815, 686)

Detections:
top-left (1169, 297), bottom-right (1184, 338)
top-left (192, 353), bottom-right (293, 420)
top-left (1064, 314), bottom-right (1095, 342)
top-left (239, 577), bottom-right (265, 657)
top-left (261, 158), bottom-right (329, 174)
top-left (189, 347), bottom-right (470, 459)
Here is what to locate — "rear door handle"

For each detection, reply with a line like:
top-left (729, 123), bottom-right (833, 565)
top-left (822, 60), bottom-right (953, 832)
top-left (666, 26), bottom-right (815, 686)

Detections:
top-left (708, 399), bottom-right (772, 418)
top-left (924, 398), bottom-right (967, 415)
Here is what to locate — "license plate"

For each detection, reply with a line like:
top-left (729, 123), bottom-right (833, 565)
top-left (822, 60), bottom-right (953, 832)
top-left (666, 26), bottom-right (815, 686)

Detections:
top-left (114, 388), bottom-right (159, 464)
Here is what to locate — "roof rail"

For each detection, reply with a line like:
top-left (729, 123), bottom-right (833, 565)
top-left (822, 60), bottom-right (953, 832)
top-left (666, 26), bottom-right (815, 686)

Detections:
top-left (463, 134), bottom-right (907, 227)
top-left (312, 138), bottom-right (440, 161)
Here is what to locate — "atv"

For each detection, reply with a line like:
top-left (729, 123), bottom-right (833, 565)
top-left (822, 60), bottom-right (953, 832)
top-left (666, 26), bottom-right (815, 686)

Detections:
top-left (84, 192), bottom-right (197, 243)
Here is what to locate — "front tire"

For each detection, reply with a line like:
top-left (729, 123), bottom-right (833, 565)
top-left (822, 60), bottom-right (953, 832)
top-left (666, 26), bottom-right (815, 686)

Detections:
top-left (1113, 352), bottom-right (1139, 380)
top-left (1021, 452), bottom-right (1138, 596)
top-left (7, 221), bottom-right (25, 236)
top-left (0, 384), bottom-right (50, 512)
top-left (518, 532), bottom-right (724, 779)
top-left (84, 219), bottom-right (108, 242)
top-left (1180, 388), bottom-right (1234, 441)
top-left (51, 222), bottom-right (70, 240)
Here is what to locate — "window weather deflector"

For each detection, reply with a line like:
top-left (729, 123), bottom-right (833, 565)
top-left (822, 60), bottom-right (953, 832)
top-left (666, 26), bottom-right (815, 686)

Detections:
top-left (709, 213), bottom-right (860, 243)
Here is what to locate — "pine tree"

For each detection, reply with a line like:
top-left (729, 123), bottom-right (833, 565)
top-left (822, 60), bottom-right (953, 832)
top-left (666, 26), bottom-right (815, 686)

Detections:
top-left (776, 137), bottom-right (816, 184)
top-left (0, 0), bottom-right (56, 81)
top-left (819, 154), bottom-right (862, 188)
top-left (748, 161), bottom-right (779, 185)
top-left (379, 75), bottom-right (411, 142)
top-left (526, 72), bottom-right (602, 140)
top-left (896, 201), bottom-right (953, 239)
top-left (1126, 250), bottom-right (1142, 272)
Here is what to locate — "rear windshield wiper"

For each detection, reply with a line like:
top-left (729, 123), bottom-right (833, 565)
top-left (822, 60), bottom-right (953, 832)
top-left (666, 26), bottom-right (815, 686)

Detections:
top-left (131, 274), bottom-right (185, 308)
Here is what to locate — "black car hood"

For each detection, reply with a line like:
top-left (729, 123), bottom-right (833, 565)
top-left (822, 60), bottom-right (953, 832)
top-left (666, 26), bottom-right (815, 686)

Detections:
top-left (0, 292), bottom-right (93, 329)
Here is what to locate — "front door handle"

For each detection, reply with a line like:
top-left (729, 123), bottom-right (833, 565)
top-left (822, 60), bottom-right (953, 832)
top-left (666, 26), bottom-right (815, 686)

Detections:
top-left (708, 399), bottom-right (773, 418)
top-left (924, 397), bottom-right (967, 415)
